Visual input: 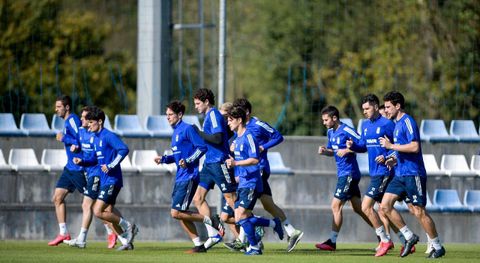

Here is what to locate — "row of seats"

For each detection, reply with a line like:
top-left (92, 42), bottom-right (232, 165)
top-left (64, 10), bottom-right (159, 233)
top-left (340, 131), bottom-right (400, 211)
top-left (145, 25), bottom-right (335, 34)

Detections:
top-left (394, 189), bottom-right (480, 213)
top-left (357, 153), bottom-right (480, 177)
top-left (0, 149), bottom-right (293, 175)
top-left (0, 113), bottom-right (202, 138)
top-left (352, 118), bottom-right (480, 143)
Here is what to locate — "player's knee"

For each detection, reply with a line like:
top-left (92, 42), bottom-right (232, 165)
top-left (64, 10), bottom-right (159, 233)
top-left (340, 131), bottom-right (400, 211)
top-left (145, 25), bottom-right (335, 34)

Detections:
top-left (361, 204), bottom-right (371, 215)
top-left (220, 212), bottom-right (230, 222)
top-left (170, 210), bottom-right (180, 219)
top-left (52, 194), bottom-right (64, 206)
top-left (380, 203), bottom-right (391, 215)
top-left (81, 201), bottom-right (91, 212)
top-left (93, 207), bottom-right (103, 219)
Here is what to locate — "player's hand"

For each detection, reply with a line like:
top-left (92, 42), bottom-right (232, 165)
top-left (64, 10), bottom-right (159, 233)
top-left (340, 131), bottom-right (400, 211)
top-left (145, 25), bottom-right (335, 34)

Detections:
top-left (154, 156), bottom-right (162, 164)
top-left (318, 145), bottom-right (327, 155)
top-left (375, 155), bottom-right (385, 163)
top-left (101, 164), bottom-right (109, 173)
top-left (179, 159), bottom-right (187, 168)
top-left (336, 148), bottom-right (350, 157)
top-left (346, 138), bottom-right (353, 149)
top-left (73, 157), bottom-right (82, 164)
top-left (226, 157), bottom-right (235, 169)
top-left (385, 157), bottom-right (397, 170)
top-left (259, 145), bottom-right (265, 153)
top-left (379, 135), bottom-right (392, 149)
top-left (56, 132), bottom-right (63, 141)
top-left (70, 144), bottom-right (79, 152)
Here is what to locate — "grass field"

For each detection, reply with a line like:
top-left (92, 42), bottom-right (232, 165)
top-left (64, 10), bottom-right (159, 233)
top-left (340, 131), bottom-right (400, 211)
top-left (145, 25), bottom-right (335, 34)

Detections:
top-left (1, 241), bottom-right (479, 263)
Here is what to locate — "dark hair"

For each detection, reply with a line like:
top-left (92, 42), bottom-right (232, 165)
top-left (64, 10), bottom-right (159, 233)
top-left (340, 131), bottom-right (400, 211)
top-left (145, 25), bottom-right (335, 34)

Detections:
top-left (228, 106), bottom-right (247, 124)
top-left (166, 100), bottom-right (185, 115)
top-left (321, 105), bottom-right (339, 119)
top-left (81, 105), bottom-right (94, 113)
top-left (361, 94), bottom-right (380, 106)
top-left (193, 88), bottom-right (215, 105)
top-left (56, 95), bottom-right (72, 108)
top-left (379, 104), bottom-right (385, 110)
top-left (383, 91), bottom-right (405, 109)
top-left (232, 98), bottom-right (252, 114)
top-left (85, 106), bottom-right (105, 123)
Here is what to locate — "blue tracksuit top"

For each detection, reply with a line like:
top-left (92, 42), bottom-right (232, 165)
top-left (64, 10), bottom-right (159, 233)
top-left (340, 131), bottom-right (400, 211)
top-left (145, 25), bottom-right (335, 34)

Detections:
top-left (202, 107), bottom-right (230, 163)
top-left (393, 114), bottom-right (426, 177)
top-left (78, 127), bottom-right (97, 177)
top-left (61, 113), bottom-right (83, 172)
top-left (327, 122), bottom-right (361, 178)
top-left (233, 130), bottom-right (262, 191)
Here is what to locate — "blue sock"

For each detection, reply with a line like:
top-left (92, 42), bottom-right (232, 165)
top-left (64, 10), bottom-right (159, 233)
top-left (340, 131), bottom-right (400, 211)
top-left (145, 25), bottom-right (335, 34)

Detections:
top-left (248, 216), bottom-right (270, 227)
top-left (238, 218), bottom-right (257, 246)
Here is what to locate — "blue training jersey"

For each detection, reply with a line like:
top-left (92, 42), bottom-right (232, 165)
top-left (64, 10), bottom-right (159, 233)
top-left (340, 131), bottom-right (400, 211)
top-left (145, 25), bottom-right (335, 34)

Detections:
top-left (233, 130), bottom-right (262, 191)
top-left (164, 120), bottom-right (207, 182)
top-left (78, 127), bottom-right (97, 177)
top-left (393, 114), bottom-right (426, 177)
top-left (84, 128), bottom-right (129, 187)
top-left (327, 122), bottom-right (361, 178)
top-left (351, 115), bottom-right (395, 176)
top-left (202, 107), bottom-right (230, 163)
top-left (61, 113), bottom-right (83, 172)
top-left (246, 117), bottom-right (284, 174)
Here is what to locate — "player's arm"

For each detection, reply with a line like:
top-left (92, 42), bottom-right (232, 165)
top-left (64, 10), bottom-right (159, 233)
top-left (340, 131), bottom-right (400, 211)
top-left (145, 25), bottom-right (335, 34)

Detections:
top-left (257, 122), bottom-right (284, 151)
top-left (193, 125), bottom-right (223, 145)
top-left (62, 118), bottom-right (81, 146)
top-left (104, 133), bottom-right (129, 171)
top-left (227, 133), bottom-right (259, 167)
top-left (183, 126), bottom-right (207, 166)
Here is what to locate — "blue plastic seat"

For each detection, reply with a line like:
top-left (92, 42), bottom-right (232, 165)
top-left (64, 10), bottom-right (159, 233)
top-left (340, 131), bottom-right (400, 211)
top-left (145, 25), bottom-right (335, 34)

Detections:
top-left (393, 201), bottom-right (409, 212)
top-left (0, 113), bottom-right (26, 136)
top-left (356, 153), bottom-right (369, 176)
top-left (267, 152), bottom-right (293, 175)
top-left (20, 113), bottom-right (56, 136)
top-left (420, 119), bottom-right (456, 142)
top-left (426, 191), bottom-right (440, 212)
top-left (114, 114), bottom-right (150, 137)
top-left (182, 115), bottom-right (202, 130)
top-left (145, 115), bottom-right (173, 137)
top-left (340, 118), bottom-right (354, 129)
top-left (463, 190), bottom-right (480, 212)
top-left (432, 189), bottom-right (468, 212)
top-left (449, 120), bottom-right (480, 142)
top-left (51, 115), bottom-right (65, 133)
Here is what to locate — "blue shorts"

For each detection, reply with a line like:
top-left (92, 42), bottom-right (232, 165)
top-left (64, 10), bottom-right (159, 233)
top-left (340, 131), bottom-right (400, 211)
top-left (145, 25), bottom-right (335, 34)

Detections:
top-left (56, 167), bottom-right (86, 194)
top-left (334, 175), bottom-right (361, 201)
top-left (171, 179), bottom-right (199, 211)
top-left (199, 162), bottom-right (237, 193)
top-left (98, 184), bottom-right (121, 205)
top-left (259, 168), bottom-right (272, 196)
top-left (365, 174), bottom-right (392, 202)
top-left (385, 175), bottom-right (427, 206)
top-left (221, 195), bottom-right (234, 217)
top-left (235, 187), bottom-right (260, 210)
top-left (83, 176), bottom-right (101, 199)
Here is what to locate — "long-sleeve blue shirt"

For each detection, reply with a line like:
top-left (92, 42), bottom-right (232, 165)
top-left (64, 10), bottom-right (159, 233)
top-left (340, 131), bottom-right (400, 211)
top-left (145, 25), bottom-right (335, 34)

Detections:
top-left (350, 115), bottom-right (395, 176)
top-left (393, 114), bottom-right (426, 177)
top-left (164, 120), bottom-right (207, 182)
top-left (245, 117), bottom-right (284, 174)
top-left (78, 127), bottom-right (97, 177)
top-left (327, 122), bottom-right (361, 178)
top-left (202, 107), bottom-right (230, 163)
top-left (61, 113), bottom-right (83, 172)
top-left (233, 130), bottom-right (262, 192)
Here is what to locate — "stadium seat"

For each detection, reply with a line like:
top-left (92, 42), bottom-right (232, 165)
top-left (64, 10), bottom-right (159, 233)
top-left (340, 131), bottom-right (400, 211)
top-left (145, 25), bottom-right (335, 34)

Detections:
top-left (267, 152), bottom-right (293, 175)
top-left (145, 115), bottom-right (174, 137)
top-left (423, 154), bottom-right (446, 176)
top-left (8, 148), bottom-right (44, 171)
top-left (426, 192), bottom-right (440, 212)
top-left (463, 190), bottom-right (480, 212)
top-left (182, 115), bottom-right (202, 130)
top-left (131, 150), bottom-right (169, 173)
top-left (20, 113), bottom-right (56, 136)
top-left (114, 114), bottom-right (150, 137)
top-left (440, 154), bottom-right (476, 176)
top-left (432, 189), bottom-right (468, 212)
top-left (40, 149), bottom-right (67, 172)
top-left (340, 118), bottom-right (354, 129)
top-left (449, 120), bottom-right (480, 142)
top-left (470, 155), bottom-right (480, 176)
top-left (357, 119), bottom-right (367, 134)
top-left (51, 115), bottom-right (65, 133)
top-left (419, 119), bottom-right (456, 142)
top-left (120, 155), bottom-right (139, 173)
top-left (104, 115), bottom-right (113, 130)
top-left (356, 153), bottom-right (369, 176)
top-left (0, 113), bottom-right (26, 136)
top-left (0, 149), bottom-right (12, 171)
top-left (394, 201), bottom-right (409, 212)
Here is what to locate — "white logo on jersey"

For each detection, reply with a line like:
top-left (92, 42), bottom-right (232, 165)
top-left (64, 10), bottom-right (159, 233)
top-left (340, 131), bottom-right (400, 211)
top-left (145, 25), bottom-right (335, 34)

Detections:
top-left (364, 129), bottom-right (367, 136)
top-left (90, 136), bottom-right (94, 143)
top-left (176, 204), bottom-right (181, 208)
top-left (376, 127), bottom-right (381, 134)
top-left (240, 144), bottom-right (244, 151)
top-left (336, 137), bottom-right (340, 144)
top-left (240, 201), bottom-right (244, 205)
top-left (100, 140), bottom-right (103, 147)
top-left (176, 134), bottom-right (179, 142)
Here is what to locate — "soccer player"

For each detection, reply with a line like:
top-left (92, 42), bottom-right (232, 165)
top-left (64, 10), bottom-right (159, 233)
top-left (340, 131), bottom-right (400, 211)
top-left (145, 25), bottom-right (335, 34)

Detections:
top-left (191, 89), bottom-right (235, 248)
top-left (316, 105), bottom-right (372, 251)
top-left (64, 106), bottom-right (119, 249)
top-left (155, 100), bottom-right (223, 253)
top-left (379, 104), bottom-right (387, 118)
top-left (225, 106), bottom-right (284, 255)
top-left (48, 95), bottom-right (90, 246)
top-left (379, 91), bottom-right (446, 258)
top-left (346, 94), bottom-right (401, 256)
top-left (78, 106), bottom-right (138, 251)
top-left (230, 98), bottom-right (304, 252)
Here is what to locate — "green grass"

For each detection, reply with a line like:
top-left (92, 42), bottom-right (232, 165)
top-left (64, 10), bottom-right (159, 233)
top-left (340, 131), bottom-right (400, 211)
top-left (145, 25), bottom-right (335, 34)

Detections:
top-left (0, 241), bottom-right (479, 263)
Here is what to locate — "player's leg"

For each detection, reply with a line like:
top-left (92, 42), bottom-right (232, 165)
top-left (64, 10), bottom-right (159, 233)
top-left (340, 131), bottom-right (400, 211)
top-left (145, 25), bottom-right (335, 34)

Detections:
top-left (172, 210), bottom-right (206, 254)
